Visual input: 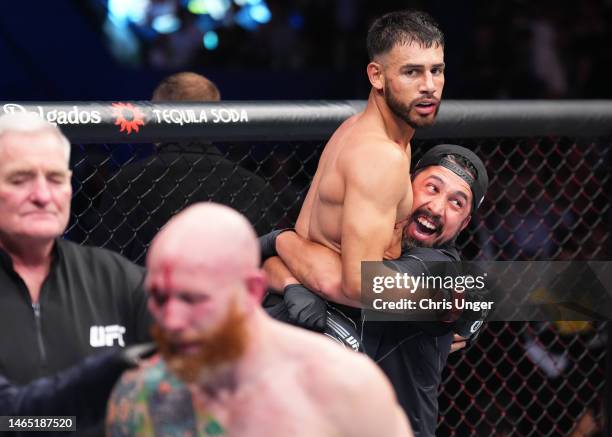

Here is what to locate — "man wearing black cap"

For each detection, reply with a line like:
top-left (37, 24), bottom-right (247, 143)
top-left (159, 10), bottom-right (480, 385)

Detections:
top-left (261, 144), bottom-right (489, 436)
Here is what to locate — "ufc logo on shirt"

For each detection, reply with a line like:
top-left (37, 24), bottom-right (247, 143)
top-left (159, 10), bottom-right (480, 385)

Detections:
top-left (90, 325), bottom-right (126, 347)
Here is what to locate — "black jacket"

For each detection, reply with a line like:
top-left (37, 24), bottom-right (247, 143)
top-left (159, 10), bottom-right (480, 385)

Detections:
top-left (0, 238), bottom-right (151, 385)
top-left (0, 349), bottom-right (130, 427)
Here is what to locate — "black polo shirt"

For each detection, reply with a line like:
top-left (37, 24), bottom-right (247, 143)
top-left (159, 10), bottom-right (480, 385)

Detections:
top-left (0, 238), bottom-right (151, 384)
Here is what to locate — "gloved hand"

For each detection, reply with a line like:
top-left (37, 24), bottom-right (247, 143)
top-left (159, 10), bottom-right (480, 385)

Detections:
top-left (259, 229), bottom-right (294, 261)
top-left (117, 342), bottom-right (157, 368)
top-left (284, 284), bottom-right (327, 332)
top-left (324, 307), bottom-right (365, 353)
top-left (452, 290), bottom-right (490, 341)
top-left (453, 317), bottom-right (486, 340)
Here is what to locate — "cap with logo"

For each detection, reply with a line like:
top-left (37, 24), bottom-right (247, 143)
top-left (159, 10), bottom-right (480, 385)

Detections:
top-left (414, 144), bottom-right (489, 211)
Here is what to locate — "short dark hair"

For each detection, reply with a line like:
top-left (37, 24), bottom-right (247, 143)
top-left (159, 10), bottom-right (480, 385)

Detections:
top-left (152, 72), bottom-right (221, 102)
top-left (366, 10), bottom-right (444, 60)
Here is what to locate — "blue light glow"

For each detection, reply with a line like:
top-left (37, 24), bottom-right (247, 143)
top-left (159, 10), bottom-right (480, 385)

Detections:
top-left (203, 30), bottom-right (219, 50)
top-left (235, 7), bottom-right (257, 30)
top-left (108, 0), bottom-right (149, 25)
top-left (204, 0), bottom-right (231, 20)
top-left (249, 4), bottom-right (271, 24)
top-left (152, 14), bottom-right (181, 34)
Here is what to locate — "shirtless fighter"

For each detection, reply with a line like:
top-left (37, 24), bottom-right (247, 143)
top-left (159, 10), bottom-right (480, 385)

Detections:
top-left (106, 203), bottom-right (411, 437)
top-left (292, 10), bottom-right (445, 306)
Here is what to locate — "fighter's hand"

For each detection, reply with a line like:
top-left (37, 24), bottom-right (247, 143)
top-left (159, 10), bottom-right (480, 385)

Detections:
top-left (284, 284), bottom-right (327, 332)
top-left (450, 334), bottom-right (467, 354)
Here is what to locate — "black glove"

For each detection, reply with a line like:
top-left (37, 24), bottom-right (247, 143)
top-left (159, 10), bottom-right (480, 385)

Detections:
top-left (117, 342), bottom-right (157, 368)
top-left (284, 284), bottom-right (327, 332)
top-left (453, 319), bottom-right (485, 340)
top-left (259, 229), bottom-right (293, 261)
top-left (324, 306), bottom-right (365, 353)
top-left (452, 289), bottom-right (491, 340)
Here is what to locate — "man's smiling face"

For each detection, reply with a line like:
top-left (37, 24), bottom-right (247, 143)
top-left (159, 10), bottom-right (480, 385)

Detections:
top-left (405, 165), bottom-right (472, 247)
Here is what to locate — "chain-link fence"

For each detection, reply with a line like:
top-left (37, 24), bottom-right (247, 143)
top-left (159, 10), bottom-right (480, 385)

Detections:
top-left (65, 135), bottom-right (610, 436)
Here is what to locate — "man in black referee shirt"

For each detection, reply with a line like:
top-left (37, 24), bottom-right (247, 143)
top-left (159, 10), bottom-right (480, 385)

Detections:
top-left (0, 112), bottom-right (151, 389)
top-left (260, 144), bottom-right (489, 437)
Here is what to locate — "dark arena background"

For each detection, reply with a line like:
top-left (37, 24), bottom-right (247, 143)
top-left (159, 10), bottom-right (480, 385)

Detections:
top-left (2, 1), bottom-right (612, 436)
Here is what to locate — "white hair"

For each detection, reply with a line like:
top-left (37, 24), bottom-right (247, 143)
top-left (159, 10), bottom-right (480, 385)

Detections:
top-left (0, 112), bottom-right (71, 163)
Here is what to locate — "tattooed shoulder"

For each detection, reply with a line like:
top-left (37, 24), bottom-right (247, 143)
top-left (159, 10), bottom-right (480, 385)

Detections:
top-left (106, 359), bottom-right (160, 436)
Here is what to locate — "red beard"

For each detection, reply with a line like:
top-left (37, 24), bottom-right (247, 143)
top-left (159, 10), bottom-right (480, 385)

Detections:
top-left (151, 301), bottom-right (248, 383)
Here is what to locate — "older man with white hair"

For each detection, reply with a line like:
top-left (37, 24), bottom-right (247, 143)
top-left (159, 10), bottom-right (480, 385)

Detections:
top-left (0, 112), bottom-right (151, 388)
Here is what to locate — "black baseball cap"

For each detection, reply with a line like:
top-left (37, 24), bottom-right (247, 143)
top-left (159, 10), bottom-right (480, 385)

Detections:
top-left (414, 144), bottom-right (488, 211)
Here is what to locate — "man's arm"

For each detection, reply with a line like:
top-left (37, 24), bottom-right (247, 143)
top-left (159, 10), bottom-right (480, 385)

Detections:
top-left (262, 256), bottom-right (300, 292)
top-left (106, 368), bottom-right (154, 436)
top-left (262, 256), bottom-right (331, 331)
top-left (339, 144), bottom-right (410, 300)
top-left (275, 228), bottom-right (487, 339)
top-left (273, 231), bottom-right (444, 308)
top-left (0, 350), bottom-right (124, 419)
top-left (0, 345), bottom-right (153, 428)
top-left (271, 233), bottom-right (361, 307)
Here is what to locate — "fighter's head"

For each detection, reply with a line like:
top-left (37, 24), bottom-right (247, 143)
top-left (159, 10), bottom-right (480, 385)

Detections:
top-left (404, 145), bottom-right (489, 248)
top-left (366, 10), bottom-right (445, 129)
top-left (145, 203), bottom-right (265, 382)
top-left (0, 112), bottom-right (72, 247)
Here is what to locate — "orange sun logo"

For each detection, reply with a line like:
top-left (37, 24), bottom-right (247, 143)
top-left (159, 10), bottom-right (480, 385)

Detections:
top-left (111, 102), bottom-right (145, 134)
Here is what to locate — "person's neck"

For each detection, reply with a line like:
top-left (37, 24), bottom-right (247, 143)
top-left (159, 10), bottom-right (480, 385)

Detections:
top-left (0, 235), bottom-right (55, 270)
top-left (368, 89), bottom-right (415, 149)
top-left (197, 310), bottom-right (271, 399)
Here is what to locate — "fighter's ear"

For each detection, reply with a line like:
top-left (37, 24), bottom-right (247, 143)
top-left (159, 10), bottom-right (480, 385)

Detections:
top-left (367, 61), bottom-right (384, 91)
top-left (245, 270), bottom-right (267, 303)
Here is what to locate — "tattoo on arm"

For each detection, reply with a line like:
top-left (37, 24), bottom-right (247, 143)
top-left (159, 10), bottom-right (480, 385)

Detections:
top-left (106, 370), bottom-right (153, 436)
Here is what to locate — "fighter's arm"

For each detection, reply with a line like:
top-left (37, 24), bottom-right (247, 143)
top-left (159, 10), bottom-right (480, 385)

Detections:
top-left (106, 369), bottom-right (154, 436)
top-left (269, 232), bottom-right (360, 307)
top-left (262, 256), bottom-right (300, 292)
top-left (339, 145), bottom-right (409, 300)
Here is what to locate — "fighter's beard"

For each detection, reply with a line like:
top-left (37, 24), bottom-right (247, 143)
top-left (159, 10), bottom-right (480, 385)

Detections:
top-left (152, 300), bottom-right (248, 385)
top-left (384, 84), bottom-right (439, 129)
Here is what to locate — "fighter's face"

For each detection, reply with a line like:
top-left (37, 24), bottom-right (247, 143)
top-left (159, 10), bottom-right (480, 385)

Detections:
top-left (405, 166), bottom-right (472, 247)
top-left (146, 264), bottom-right (249, 381)
top-left (146, 264), bottom-right (246, 346)
top-left (0, 130), bottom-right (72, 245)
top-left (381, 42), bottom-right (445, 128)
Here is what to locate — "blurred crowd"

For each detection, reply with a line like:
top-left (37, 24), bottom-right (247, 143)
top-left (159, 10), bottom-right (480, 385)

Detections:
top-left (115, 0), bottom-right (612, 99)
